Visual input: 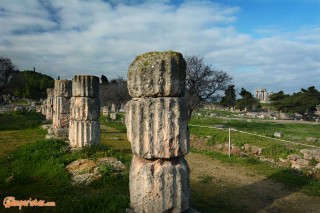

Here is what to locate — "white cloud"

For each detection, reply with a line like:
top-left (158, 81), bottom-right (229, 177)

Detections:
top-left (0, 0), bottom-right (319, 94)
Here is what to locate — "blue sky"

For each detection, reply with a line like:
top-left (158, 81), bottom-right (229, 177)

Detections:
top-left (0, 0), bottom-right (319, 95)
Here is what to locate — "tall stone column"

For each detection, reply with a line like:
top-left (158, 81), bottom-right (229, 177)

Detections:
top-left (263, 89), bottom-right (268, 102)
top-left (126, 51), bottom-right (190, 212)
top-left (46, 88), bottom-right (54, 120)
top-left (53, 80), bottom-right (72, 138)
top-left (41, 100), bottom-right (47, 116)
top-left (69, 75), bottom-right (100, 148)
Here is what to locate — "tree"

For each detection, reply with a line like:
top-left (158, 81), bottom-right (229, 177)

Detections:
top-left (270, 86), bottom-right (320, 115)
top-left (5, 70), bottom-right (54, 100)
top-left (99, 77), bottom-right (131, 110)
top-left (236, 88), bottom-right (260, 111)
top-left (100, 75), bottom-right (109, 84)
top-left (185, 55), bottom-right (232, 120)
top-left (0, 57), bottom-right (18, 94)
top-left (220, 84), bottom-right (236, 109)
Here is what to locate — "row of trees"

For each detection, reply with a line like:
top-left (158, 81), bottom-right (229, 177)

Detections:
top-left (270, 87), bottom-right (320, 114)
top-left (220, 85), bottom-right (260, 111)
top-left (0, 57), bottom-right (54, 100)
top-left (2, 56), bottom-right (318, 118)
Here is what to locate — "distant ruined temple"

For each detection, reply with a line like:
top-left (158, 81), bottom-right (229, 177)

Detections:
top-left (255, 88), bottom-right (272, 103)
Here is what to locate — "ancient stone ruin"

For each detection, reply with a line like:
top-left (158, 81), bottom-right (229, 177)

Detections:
top-left (69, 75), bottom-right (100, 148)
top-left (52, 79), bottom-right (72, 138)
top-left (46, 88), bottom-right (54, 120)
top-left (125, 51), bottom-right (190, 212)
top-left (255, 88), bottom-right (269, 103)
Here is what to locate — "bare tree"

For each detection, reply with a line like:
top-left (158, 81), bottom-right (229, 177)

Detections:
top-left (99, 77), bottom-right (131, 110)
top-left (185, 56), bottom-right (232, 120)
top-left (0, 57), bottom-right (18, 93)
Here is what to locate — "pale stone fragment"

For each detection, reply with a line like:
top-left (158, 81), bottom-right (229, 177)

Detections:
top-left (72, 75), bottom-right (99, 98)
top-left (54, 80), bottom-right (72, 97)
top-left (69, 120), bottom-right (100, 148)
top-left (127, 51), bottom-right (186, 98)
top-left (102, 106), bottom-right (110, 117)
top-left (125, 97), bottom-right (189, 159)
top-left (130, 155), bottom-right (190, 213)
top-left (70, 97), bottom-right (100, 121)
top-left (46, 88), bottom-right (54, 120)
top-left (52, 113), bottom-right (70, 129)
top-left (54, 97), bottom-right (71, 114)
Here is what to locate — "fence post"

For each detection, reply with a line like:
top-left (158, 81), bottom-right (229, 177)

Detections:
top-left (229, 128), bottom-right (231, 158)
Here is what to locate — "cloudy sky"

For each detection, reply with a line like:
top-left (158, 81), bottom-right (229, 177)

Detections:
top-left (0, 0), bottom-right (319, 94)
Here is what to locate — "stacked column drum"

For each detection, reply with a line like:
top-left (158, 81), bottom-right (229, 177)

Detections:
top-left (69, 75), bottom-right (100, 148)
top-left (52, 80), bottom-right (72, 138)
top-left (46, 88), bottom-right (54, 120)
top-left (126, 51), bottom-right (190, 213)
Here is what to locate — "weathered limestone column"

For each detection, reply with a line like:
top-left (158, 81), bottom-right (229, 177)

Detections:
top-left (53, 80), bottom-right (72, 138)
top-left (46, 88), bottom-right (54, 120)
top-left (69, 75), bottom-right (100, 148)
top-left (41, 100), bottom-right (47, 116)
top-left (102, 106), bottom-right (110, 117)
top-left (126, 51), bottom-right (190, 212)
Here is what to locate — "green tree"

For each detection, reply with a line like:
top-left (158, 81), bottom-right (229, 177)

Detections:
top-left (0, 57), bottom-right (18, 94)
top-left (6, 70), bottom-right (54, 100)
top-left (236, 88), bottom-right (260, 111)
top-left (100, 75), bottom-right (109, 84)
top-left (220, 84), bottom-right (236, 108)
top-left (270, 87), bottom-right (320, 115)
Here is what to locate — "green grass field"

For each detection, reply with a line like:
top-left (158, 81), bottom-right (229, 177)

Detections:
top-left (0, 111), bottom-right (319, 212)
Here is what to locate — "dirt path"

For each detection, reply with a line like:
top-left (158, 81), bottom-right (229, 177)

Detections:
top-left (186, 153), bottom-right (320, 213)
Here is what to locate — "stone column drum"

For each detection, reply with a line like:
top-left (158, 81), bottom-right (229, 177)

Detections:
top-left (69, 75), bottom-right (100, 148)
top-left (41, 100), bottom-right (47, 116)
top-left (46, 88), bottom-right (54, 120)
top-left (53, 80), bottom-right (72, 138)
top-left (125, 51), bottom-right (190, 213)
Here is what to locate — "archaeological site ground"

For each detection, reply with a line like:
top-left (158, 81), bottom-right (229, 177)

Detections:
top-left (0, 52), bottom-right (320, 213)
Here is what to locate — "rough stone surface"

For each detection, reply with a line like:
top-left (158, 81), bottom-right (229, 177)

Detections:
top-left (66, 157), bottom-right (126, 185)
top-left (46, 88), bottom-right (54, 120)
top-left (102, 106), bottom-right (110, 117)
top-left (127, 51), bottom-right (186, 98)
top-left (110, 112), bottom-right (117, 120)
top-left (129, 155), bottom-right (190, 213)
top-left (69, 120), bottom-right (100, 148)
top-left (53, 128), bottom-right (69, 138)
top-left (316, 163), bottom-right (320, 170)
top-left (126, 97), bottom-right (189, 159)
top-left (70, 97), bottom-right (100, 121)
top-left (300, 149), bottom-right (320, 162)
top-left (296, 159), bottom-right (309, 167)
top-left (273, 132), bottom-right (283, 138)
top-left (287, 154), bottom-right (301, 161)
top-left (53, 113), bottom-right (69, 129)
top-left (54, 97), bottom-right (71, 114)
top-left (306, 137), bottom-right (318, 142)
top-left (54, 80), bottom-right (72, 97)
top-left (72, 75), bottom-right (99, 98)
